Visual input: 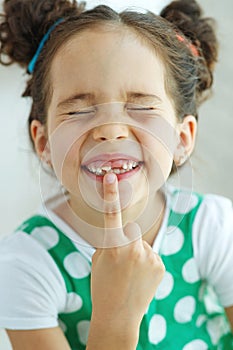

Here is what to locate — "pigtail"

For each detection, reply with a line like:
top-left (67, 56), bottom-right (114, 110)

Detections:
top-left (160, 0), bottom-right (218, 96)
top-left (0, 0), bottom-right (85, 95)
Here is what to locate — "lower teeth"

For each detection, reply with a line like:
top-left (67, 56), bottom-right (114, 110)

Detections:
top-left (91, 166), bottom-right (137, 176)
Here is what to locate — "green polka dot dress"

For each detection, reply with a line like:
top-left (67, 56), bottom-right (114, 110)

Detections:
top-left (16, 189), bottom-right (233, 349)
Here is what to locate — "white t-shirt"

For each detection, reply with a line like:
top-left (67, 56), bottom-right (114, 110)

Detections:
top-left (0, 188), bottom-right (232, 330)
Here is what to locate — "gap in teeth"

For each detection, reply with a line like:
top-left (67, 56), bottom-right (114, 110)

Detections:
top-left (87, 160), bottom-right (139, 176)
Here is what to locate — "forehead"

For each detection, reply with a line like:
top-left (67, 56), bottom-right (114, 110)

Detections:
top-left (49, 25), bottom-right (167, 104)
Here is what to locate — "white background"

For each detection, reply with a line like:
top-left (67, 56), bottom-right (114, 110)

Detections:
top-left (0, 0), bottom-right (233, 348)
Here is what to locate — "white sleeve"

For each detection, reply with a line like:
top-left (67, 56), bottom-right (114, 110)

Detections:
top-left (0, 231), bottom-right (66, 330)
top-left (193, 194), bottom-right (233, 307)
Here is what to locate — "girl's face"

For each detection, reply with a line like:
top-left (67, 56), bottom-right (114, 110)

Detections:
top-left (42, 27), bottom-right (194, 224)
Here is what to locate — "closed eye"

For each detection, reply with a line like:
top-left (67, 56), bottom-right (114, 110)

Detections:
top-left (127, 107), bottom-right (156, 111)
top-left (68, 111), bottom-right (91, 115)
top-left (67, 107), bottom-right (96, 117)
top-left (126, 104), bottom-right (159, 117)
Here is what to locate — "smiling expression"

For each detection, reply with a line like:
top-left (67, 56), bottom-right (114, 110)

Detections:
top-left (44, 26), bottom-right (182, 224)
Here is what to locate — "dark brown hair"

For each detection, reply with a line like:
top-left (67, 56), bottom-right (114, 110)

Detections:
top-left (0, 0), bottom-right (218, 146)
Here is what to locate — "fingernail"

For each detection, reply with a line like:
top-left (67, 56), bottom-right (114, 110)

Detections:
top-left (105, 172), bottom-right (116, 184)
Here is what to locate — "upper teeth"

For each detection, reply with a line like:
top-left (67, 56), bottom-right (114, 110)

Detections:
top-left (87, 160), bottom-right (139, 176)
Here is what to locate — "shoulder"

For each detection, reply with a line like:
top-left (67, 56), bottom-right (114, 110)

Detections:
top-left (1, 216), bottom-right (61, 269)
top-left (166, 184), bottom-right (232, 227)
top-left (165, 184), bottom-right (233, 256)
top-left (190, 191), bottom-right (232, 261)
top-left (0, 214), bottom-right (68, 295)
top-left (0, 224), bottom-right (67, 289)
top-left (1, 226), bottom-right (60, 266)
top-left (192, 191), bottom-right (232, 238)
top-left (165, 186), bottom-right (233, 306)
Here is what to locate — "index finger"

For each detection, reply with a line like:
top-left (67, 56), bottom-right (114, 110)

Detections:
top-left (102, 173), bottom-right (142, 248)
top-left (103, 172), bottom-right (122, 230)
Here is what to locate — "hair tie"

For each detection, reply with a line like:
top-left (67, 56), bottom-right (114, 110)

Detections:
top-left (176, 33), bottom-right (199, 57)
top-left (27, 18), bottom-right (64, 74)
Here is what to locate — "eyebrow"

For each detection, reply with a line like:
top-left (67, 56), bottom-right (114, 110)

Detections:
top-left (126, 92), bottom-right (163, 104)
top-left (57, 92), bottom-right (162, 109)
top-left (57, 93), bottom-right (94, 109)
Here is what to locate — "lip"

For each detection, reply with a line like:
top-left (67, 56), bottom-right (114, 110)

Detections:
top-left (81, 153), bottom-right (143, 182)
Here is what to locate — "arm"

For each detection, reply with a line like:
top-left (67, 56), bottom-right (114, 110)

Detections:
top-left (87, 173), bottom-right (165, 349)
top-left (6, 322), bottom-right (139, 350)
top-left (5, 173), bottom-right (164, 350)
top-left (6, 327), bottom-right (71, 350)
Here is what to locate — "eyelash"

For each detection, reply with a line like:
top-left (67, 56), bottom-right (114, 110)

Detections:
top-left (67, 112), bottom-right (90, 115)
top-left (127, 107), bottom-right (156, 111)
top-left (65, 105), bottom-right (157, 120)
top-left (68, 110), bottom-right (94, 115)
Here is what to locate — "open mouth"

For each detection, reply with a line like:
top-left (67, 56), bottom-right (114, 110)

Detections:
top-left (81, 159), bottom-right (143, 180)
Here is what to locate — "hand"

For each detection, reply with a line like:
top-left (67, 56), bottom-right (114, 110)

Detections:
top-left (90, 172), bottom-right (165, 333)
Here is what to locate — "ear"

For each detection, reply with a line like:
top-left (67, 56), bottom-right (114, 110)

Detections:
top-left (30, 120), bottom-right (51, 165)
top-left (174, 115), bottom-right (197, 166)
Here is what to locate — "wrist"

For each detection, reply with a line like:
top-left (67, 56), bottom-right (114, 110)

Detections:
top-left (87, 315), bottom-right (140, 350)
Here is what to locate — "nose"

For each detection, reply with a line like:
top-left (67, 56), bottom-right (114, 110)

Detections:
top-left (93, 123), bottom-right (129, 141)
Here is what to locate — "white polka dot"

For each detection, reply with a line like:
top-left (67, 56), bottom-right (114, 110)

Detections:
top-left (77, 320), bottom-right (90, 345)
top-left (172, 192), bottom-right (198, 214)
top-left (206, 316), bottom-right (230, 345)
top-left (64, 292), bottom-right (83, 313)
top-left (182, 339), bottom-right (208, 350)
top-left (148, 314), bottom-right (167, 345)
top-left (160, 226), bottom-right (184, 255)
top-left (182, 258), bottom-right (200, 283)
top-left (31, 226), bottom-right (59, 250)
top-left (196, 314), bottom-right (207, 327)
top-left (58, 319), bottom-right (67, 332)
top-left (174, 296), bottom-right (196, 323)
top-left (64, 252), bottom-right (91, 279)
top-left (155, 271), bottom-right (174, 300)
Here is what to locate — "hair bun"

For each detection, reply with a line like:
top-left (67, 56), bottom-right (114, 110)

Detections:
top-left (160, 0), bottom-right (201, 28)
top-left (0, 0), bottom-right (85, 68)
top-left (160, 0), bottom-right (218, 95)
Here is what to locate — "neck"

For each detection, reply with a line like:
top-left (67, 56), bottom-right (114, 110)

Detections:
top-left (53, 188), bottom-right (166, 248)
top-left (139, 190), bottom-right (166, 246)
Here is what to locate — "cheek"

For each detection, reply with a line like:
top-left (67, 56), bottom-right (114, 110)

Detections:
top-left (145, 138), bottom-right (173, 180)
top-left (135, 124), bottom-right (175, 183)
top-left (48, 123), bottom-right (86, 186)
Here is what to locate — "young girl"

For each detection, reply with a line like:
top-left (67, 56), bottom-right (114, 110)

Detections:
top-left (0, 0), bottom-right (232, 349)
